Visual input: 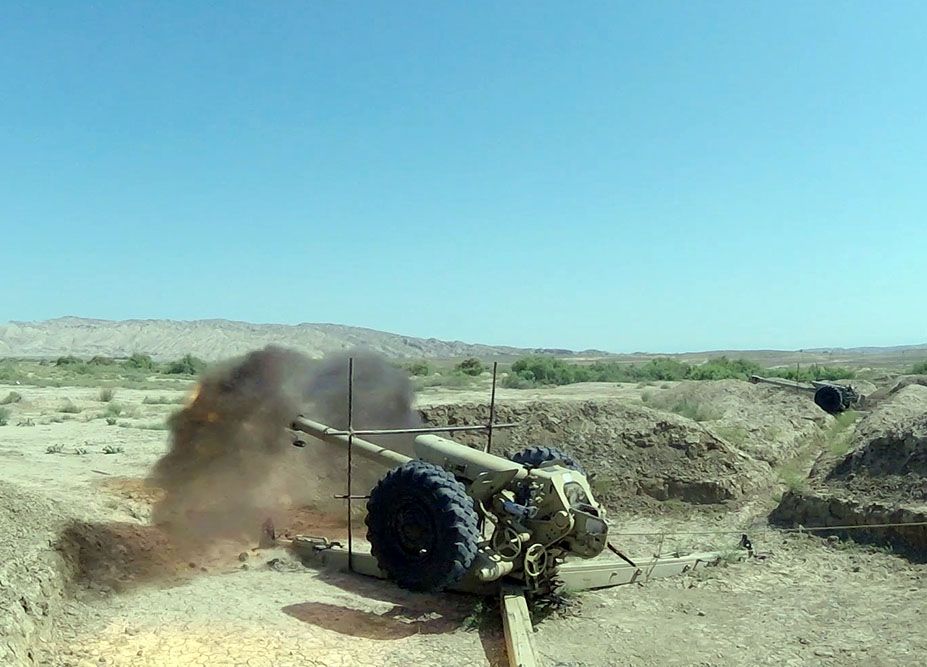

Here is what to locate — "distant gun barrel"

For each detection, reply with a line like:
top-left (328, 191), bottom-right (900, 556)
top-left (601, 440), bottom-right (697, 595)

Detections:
top-left (749, 375), bottom-right (860, 414)
top-left (291, 416), bottom-right (413, 468)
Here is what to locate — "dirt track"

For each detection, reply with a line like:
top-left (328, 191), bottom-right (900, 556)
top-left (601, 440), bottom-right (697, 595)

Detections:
top-left (1, 380), bottom-right (926, 666)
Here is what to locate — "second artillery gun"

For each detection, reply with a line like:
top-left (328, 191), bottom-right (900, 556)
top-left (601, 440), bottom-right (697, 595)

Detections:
top-left (749, 375), bottom-right (861, 414)
top-left (291, 416), bottom-right (609, 594)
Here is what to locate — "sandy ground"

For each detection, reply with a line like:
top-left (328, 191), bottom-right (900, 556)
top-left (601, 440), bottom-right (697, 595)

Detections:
top-left (1, 382), bottom-right (926, 666)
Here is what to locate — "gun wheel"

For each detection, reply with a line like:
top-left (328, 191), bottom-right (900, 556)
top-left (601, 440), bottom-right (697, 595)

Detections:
top-left (365, 460), bottom-right (479, 592)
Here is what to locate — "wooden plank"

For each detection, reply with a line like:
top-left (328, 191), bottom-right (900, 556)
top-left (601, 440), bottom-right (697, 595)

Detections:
top-left (500, 587), bottom-right (540, 667)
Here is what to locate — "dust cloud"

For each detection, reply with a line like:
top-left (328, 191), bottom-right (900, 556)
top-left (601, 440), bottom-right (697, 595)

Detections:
top-left (148, 346), bottom-right (419, 547)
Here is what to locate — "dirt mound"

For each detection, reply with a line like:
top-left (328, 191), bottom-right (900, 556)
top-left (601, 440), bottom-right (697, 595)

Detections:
top-left (828, 384), bottom-right (927, 501)
top-left (770, 492), bottom-right (927, 561)
top-left (0, 482), bottom-right (72, 667)
top-left (771, 383), bottom-right (927, 558)
top-left (862, 374), bottom-right (927, 409)
top-left (419, 400), bottom-right (771, 510)
top-left (643, 379), bottom-right (828, 465)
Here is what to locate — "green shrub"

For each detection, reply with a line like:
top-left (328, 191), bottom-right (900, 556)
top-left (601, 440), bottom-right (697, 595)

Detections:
top-left (165, 354), bottom-right (207, 375)
top-left (59, 400), bottom-right (81, 414)
top-left (124, 353), bottom-right (155, 371)
top-left (662, 399), bottom-right (721, 422)
top-left (501, 354), bottom-right (855, 388)
top-left (911, 360), bottom-right (927, 374)
top-left (0, 407), bottom-right (9, 426)
top-left (105, 403), bottom-right (124, 417)
top-left (826, 410), bottom-right (861, 456)
top-left (687, 357), bottom-right (763, 380)
top-left (55, 355), bottom-right (83, 366)
top-left (500, 373), bottom-right (536, 389)
top-left (0, 391), bottom-right (22, 405)
top-left (88, 355), bottom-right (116, 365)
top-left (406, 361), bottom-right (432, 376)
top-left (0, 363), bottom-right (22, 383)
top-left (412, 372), bottom-right (477, 390)
top-left (98, 388), bottom-right (115, 402)
top-left (105, 417), bottom-right (117, 426)
top-left (455, 357), bottom-right (485, 377)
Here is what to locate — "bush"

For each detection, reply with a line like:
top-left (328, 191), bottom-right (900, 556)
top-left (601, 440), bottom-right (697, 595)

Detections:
top-left (59, 400), bottom-right (81, 414)
top-left (88, 356), bottom-right (116, 366)
top-left (500, 373), bottom-right (536, 389)
top-left (911, 360), bottom-right (927, 375)
top-left (0, 363), bottom-right (21, 383)
top-left (0, 407), bottom-right (9, 426)
top-left (657, 398), bottom-right (721, 422)
top-left (55, 355), bottom-right (83, 366)
top-left (105, 403), bottom-right (124, 417)
top-left (687, 357), bottom-right (763, 381)
top-left (412, 371), bottom-right (478, 390)
top-left (455, 357), bottom-right (484, 377)
top-left (508, 356), bottom-right (577, 386)
top-left (165, 354), bottom-right (207, 375)
top-left (501, 354), bottom-right (854, 388)
top-left (98, 388), bottom-right (115, 402)
top-left (124, 353), bottom-right (155, 371)
top-left (406, 361), bottom-right (432, 376)
top-left (1, 391), bottom-right (22, 405)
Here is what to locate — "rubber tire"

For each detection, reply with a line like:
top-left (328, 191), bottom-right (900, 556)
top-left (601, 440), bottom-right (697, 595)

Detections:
top-left (814, 386), bottom-right (845, 414)
top-left (365, 460), bottom-right (480, 592)
top-left (510, 445), bottom-right (584, 473)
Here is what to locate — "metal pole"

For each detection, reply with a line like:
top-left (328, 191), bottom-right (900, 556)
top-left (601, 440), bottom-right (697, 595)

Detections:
top-left (347, 357), bottom-right (354, 573)
top-left (486, 361), bottom-right (498, 454)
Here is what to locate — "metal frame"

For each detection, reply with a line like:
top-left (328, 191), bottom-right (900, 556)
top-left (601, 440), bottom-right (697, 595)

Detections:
top-left (331, 359), bottom-right (513, 572)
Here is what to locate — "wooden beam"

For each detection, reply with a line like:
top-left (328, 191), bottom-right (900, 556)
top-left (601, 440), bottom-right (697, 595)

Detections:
top-left (500, 587), bottom-right (540, 667)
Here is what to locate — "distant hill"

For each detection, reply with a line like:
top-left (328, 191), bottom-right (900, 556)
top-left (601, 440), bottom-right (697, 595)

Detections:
top-left (1, 317), bottom-right (923, 368)
top-left (0, 317), bottom-right (605, 361)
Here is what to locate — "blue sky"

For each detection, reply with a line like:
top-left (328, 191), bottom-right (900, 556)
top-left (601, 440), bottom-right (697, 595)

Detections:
top-left (2, 2), bottom-right (925, 353)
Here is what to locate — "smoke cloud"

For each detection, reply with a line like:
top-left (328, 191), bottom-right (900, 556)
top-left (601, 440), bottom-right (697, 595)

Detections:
top-left (148, 346), bottom-right (419, 547)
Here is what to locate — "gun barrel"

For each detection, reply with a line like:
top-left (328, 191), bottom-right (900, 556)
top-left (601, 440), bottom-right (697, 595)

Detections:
top-left (749, 375), bottom-right (816, 393)
top-left (291, 416), bottom-right (413, 468)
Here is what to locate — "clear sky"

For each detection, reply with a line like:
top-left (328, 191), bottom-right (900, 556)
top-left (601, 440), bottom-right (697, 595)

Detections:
top-left (2, 2), bottom-right (925, 353)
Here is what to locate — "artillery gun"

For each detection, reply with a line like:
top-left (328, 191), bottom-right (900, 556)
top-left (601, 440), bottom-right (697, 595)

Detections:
top-left (291, 416), bottom-right (608, 594)
top-left (749, 375), bottom-right (861, 414)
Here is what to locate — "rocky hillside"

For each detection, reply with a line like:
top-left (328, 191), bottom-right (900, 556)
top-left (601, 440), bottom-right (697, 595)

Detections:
top-left (0, 317), bottom-right (588, 361)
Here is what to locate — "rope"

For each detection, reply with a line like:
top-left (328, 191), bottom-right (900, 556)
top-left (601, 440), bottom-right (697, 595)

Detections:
top-left (609, 521), bottom-right (927, 538)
